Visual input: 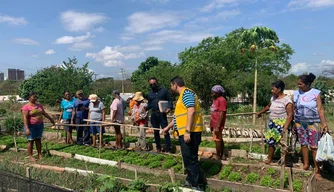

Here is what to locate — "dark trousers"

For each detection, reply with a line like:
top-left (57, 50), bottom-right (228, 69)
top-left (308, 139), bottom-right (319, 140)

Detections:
top-left (179, 132), bottom-right (205, 187)
top-left (151, 111), bottom-right (171, 152)
top-left (75, 118), bottom-right (90, 145)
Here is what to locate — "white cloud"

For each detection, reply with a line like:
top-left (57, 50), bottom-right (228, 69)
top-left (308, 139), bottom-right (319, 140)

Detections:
top-left (60, 10), bottom-right (108, 32)
top-left (55, 32), bottom-right (91, 44)
top-left (44, 49), bottom-right (56, 55)
top-left (290, 60), bottom-right (334, 75)
top-left (94, 26), bottom-right (105, 32)
top-left (201, 0), bottom-right (239, 12)
top-left (70, 42), bottom-right (94, 51)
top-left (86, 46), bottom-right (145, 67)
top-left (13, 38), bottom-right (40, 45)
top-left (186, 9), bottom-right (240, 28)
top-left (0, 15), bottom-right (27, 25)
top-left (312, 52), bottom-right (326, 56)
top-left (144, 46), bottom-right (164, 51)
top-left (125, 11), bottom-right (182, 34)
top-left (145, 30), bottom-right (213, 45)
top-left (288, 0), bottom-right (334, 9)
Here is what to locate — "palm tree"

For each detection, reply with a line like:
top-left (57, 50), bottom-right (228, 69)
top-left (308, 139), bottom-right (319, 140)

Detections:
top-left (239, 27), bottom-right (279, 125)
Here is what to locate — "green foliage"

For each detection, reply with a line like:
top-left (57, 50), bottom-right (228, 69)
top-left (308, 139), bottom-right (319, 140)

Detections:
top-left (158, 183), bottom-right (182, 192)
top-left (0, 108), bottom-right (6, 117)
top-left (96, 175), bottom-right (124, 192)
top-left (2, 113), bottom-right (24, 134)
top-left (260, 175), bottom-right (273, 187)
top-left (0, 80), bottom-right (22, 95)
top-left (162, 159), bottom-right (177, 169)
top-left (148, 161), bottom-right (161, 168)
top-left (127, 179), bottom-right (148, 191)
top-left (20, 57), bottom-right (93, 106)
top-left (293, 180), bottom-right (303, 192)
top-left (314, 80), bottom-right (334, 103)
top-left (267, 167), bottom-right (276, 176)
top-left (245, 172), bottom-right (259, 184)
top-left (227, 172), bottom-right (242, 182)
top-left (219, 165), bottom-right (232, 179)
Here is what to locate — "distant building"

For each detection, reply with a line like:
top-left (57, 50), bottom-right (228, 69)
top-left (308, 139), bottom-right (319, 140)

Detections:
top-left (6, 68), bottom-right (25, 81)
top-left (0, 72), bottom-right (4, 81)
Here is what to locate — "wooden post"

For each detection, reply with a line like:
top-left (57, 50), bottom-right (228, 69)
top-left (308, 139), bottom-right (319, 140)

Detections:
top-left (13, 115), bottom-right (18, 153)
top-left (118, 160), bottom-right (121, 169)
top-left (99, 124), bottom-right (103, 147)
top-left (261, 114), bottom-right (266, 154)
top-left (122, 125), bottom-right (126, 149)
top-left (288, 167), bottom-right (293, 192)
top-left (26, 167), bottom-right (31, 192)
top-left (280, 164), bottom-right (285, 189)
top-left (134, 169), bottom-right (138, 180)
top-left (56, 124), bottom-right (59, 140)
top-left (169, 168), bottom-right (175, 183)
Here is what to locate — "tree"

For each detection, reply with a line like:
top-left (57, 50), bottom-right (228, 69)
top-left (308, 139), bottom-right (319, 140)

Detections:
top-left (20, 57), bottom-right (93, 106)
top-left (131, 57), bottom-right (159, 84)
top-left (91, 77), bottom-right (114, 100)
top-left (238, 26), bottom-right (292, 123)
top-left (131, 58), bottom-right (178, 96)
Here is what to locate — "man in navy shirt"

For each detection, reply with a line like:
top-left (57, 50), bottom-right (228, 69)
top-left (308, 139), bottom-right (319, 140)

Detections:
top-left (147, 77), bottom-right (173, 152)
top-left (72, 90), bottom-right (90, 145)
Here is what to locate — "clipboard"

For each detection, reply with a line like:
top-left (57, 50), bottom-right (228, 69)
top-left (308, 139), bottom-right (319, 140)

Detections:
top-left (158, 100), bottom-right (169, 113)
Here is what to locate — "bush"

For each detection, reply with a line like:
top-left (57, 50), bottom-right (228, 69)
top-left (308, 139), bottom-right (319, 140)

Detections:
top-left (219, 165), bottom-right (232, 179)
top-left (3, 113), bottom-right (23, 134)
top-left (245, 173), bottom-right (259, 184)
top-left (260, 175), bottom-right (273, 187)
top-left (227, 172), bottom-right (242, 182)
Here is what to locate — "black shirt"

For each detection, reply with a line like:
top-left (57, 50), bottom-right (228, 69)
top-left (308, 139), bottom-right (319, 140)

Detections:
top-left (147, 87), bottom-right (173, 111)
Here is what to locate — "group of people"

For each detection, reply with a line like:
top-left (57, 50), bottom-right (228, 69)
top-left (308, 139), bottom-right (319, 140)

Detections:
top-left (20, 72), bottom-right (329, 190)
top-left (257, 73), bottom-right (328, 180)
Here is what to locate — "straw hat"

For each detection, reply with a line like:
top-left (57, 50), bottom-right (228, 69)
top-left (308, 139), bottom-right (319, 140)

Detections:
top-left (89, 94), bottom-right (99, 102)
top-left (133, 92), bottom-right (144, 101)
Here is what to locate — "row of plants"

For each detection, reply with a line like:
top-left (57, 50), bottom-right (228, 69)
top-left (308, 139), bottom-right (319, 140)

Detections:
top-left (218, 164), bottom-right (307, 192)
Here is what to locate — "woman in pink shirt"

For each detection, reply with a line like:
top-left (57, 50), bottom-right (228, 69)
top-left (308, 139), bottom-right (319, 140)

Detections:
top-left (21, 92), bottom-right (55, 161)
top-left (210, 85), bottom-right (227, 160)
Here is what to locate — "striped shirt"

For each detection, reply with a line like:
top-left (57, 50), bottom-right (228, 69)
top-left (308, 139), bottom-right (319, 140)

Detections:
top-left (173, 90), bottom-right (196, 129)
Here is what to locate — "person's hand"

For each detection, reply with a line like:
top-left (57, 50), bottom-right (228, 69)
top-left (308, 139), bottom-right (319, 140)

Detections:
top-left (165, 108), bottom-right (171, 113)
top-left (184, 132), bottom-right (191, 143)
top-left (50, 119), bottom-right (55, 126)
top-left (255, 112), bottom-right (261, 118)
top-left (71, 118), bottom-right (75, 124)
top-left (323, 126), bottom-right (329, 134)
top-left (25, 128), bottom-right (30, 136)
top-left (214, 130), bottom-right (220, 135)
top-left (163, 127), bottom-right (170, 135)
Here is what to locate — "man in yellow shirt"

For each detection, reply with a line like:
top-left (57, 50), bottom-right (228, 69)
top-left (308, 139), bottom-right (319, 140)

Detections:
top-left (163, 76), bottom-right (206, 191)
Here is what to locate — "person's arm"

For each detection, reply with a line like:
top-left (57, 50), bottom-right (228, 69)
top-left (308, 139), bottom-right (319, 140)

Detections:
top-left (215, 111), bottom-right (227, 131)
top-left (284, 103), bottom-right (294, 131)
top-left (42, 108), bottom-right (55, 125)
top-left (256, 102), bottom-right (271, 117)
top-left (102, 108), bottom-right (105, 122)
top-left (146, 92), bottom-right (152, 111)
top-left (184, 90), bottom-right (196, 133)
top-left (22, 109), bottom-right (30, 135)
top-left (186, 107), bottom-right (195, 132)
top-left (163, 119), bottom-right (175, 134)
top-left (316, 93), bottom-right (328, 133)
top-left (72, 102), bottom-right (77, 124)
top-left (87, 109), bottom-right (91, 124)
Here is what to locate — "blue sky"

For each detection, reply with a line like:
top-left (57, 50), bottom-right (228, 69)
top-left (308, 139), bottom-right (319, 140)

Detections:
top-left (0, 0), bottom-right (333, 79)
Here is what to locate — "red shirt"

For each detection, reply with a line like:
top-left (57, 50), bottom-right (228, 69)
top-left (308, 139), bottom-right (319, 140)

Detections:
top-left (210, 97), bottom-right (227, 130)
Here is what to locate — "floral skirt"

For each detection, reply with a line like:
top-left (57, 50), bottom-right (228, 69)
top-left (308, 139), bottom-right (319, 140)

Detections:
top-left (265, 118), bottom-right (286, 147)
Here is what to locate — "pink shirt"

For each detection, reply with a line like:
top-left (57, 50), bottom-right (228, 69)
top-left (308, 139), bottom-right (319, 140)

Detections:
top-left (21, 104), bottom-right (45, 124)
top-left (110, 98), bottom-right (124, 123)
top-left (210, 97), bottom-right (227, 130)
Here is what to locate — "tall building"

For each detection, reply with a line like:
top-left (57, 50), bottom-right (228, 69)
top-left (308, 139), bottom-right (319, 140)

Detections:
top-left (6, 68), bottom-right (25, 81)
top-left (0, 72), bottom-right (4, 81)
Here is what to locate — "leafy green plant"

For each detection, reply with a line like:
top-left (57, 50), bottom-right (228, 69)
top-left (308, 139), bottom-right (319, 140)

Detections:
top-left (0, 108), bottom-right (6, 117)
top-left (267, 167), bottom-right (276, 176)
top-left (3, 113), bottom-right (23, 134)
top-left (219, 165), bottom-right (233, 179)
top-left (127, 179), bottom-right (148, 192)
top-left (260, 175), bottom-right (273, 187)
top-left (148, 161), bottom-right (161, 169)
top-left (158, 183), bottom-right (182, 192)
top-left (228, 172), bottom-right (242, 182)
top-left (245, 173), bottom-right (259, 184)
top-left (96, 175), bottom-right (124, 192)
top-left (162, 159), bottom-right (177, 169)
top-left (274, 173), bottom-right (288, 188)
top-left (293, 180), bottom-right (303, 192)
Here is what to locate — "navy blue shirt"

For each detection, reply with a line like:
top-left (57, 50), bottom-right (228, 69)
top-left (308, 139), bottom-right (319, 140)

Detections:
top-left (147, 87), bottom-right (173, 111)
top-left (74, 98), bottom-right (90, 119)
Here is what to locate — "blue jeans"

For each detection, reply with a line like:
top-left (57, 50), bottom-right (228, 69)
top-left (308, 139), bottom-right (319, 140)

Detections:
top-left (24, 123), bottom-right (44, 141)
top-left (179, 132), bottom-right (205, 187)
top-left (75, 118), bottom-right (90, 145)
top-left (90, 121), bottom-right (105, 134)
top-left (151, 111), bottom-right (171, 152)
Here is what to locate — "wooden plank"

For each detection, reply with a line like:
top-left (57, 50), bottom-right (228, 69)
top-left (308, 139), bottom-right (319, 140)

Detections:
top-left (287, 167), bottom-right (293, 192)
top-left (49, 150), bottom-right (72, 158)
